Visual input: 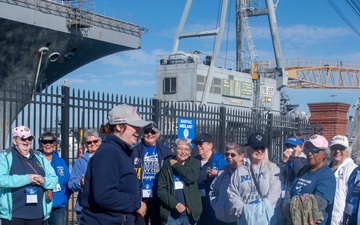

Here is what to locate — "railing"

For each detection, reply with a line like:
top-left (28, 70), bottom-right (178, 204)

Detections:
top-left (0, 82), bottom-right (321, 224)
top-left (0, 0), bottom-right (145, 36)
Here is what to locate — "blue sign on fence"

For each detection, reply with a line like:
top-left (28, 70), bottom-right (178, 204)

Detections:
top-left (177, 118), bottom-right (195, 142)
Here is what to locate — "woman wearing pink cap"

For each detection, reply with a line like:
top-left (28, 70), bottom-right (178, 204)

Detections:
top-left (0, 125), bottom-right (58, 225)
top-left (284, 134), bottom-right (336, 225)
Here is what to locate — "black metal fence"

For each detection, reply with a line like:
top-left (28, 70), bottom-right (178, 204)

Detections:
top-left (0, 83), bottom-right (322, 224)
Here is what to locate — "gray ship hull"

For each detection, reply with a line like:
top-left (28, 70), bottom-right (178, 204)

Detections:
top-left (0, 0), bottom-right (145, 144)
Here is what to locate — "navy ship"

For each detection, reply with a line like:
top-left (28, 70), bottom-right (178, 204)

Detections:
top-left (0, 0), bottom-right (145, 142)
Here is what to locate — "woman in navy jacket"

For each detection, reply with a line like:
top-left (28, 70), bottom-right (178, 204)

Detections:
top-left (80, 104), bottom-right (150, 225)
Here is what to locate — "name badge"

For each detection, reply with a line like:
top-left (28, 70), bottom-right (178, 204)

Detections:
top-left (174, 180), bottom-right (184, 190)
top-left (26, 187), bottom-right (38, 204)
top-left (54, 183), bottom-right (61, 192)
top-left (142, 189), bottom-right (153, 198)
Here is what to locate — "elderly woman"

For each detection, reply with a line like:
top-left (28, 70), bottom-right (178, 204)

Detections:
top-left (80, 104), bottom-right (150, 225)
top-left (68, 129), bottom-right (102, 224)
top-left (38, 131), bottom-right (72, 225)
top-left (228, 132), bottom-right (281, 225)
top-left (157, 138), bottom-right (202, 225)
top-left (209, 142), bottom-right (245, 225)
top-left (0, 126), bottom-right (57, 225)
top-left (328, 135), bottom-right (356, 225)
top-left (286, 134), bottom-right (336, 225)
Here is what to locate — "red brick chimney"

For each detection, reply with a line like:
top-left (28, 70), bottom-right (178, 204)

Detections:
top-left (308, 102), bottom-right (350, 141)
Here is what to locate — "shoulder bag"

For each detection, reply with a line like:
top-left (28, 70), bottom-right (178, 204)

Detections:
top-left (238, 166), bottom-right (275, 225)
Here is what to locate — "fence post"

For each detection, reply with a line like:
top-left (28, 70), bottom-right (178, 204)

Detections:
top-left (267, 113), bottom-right (273, 154)
top-left (61, 85), bottom-right (70, 167)
top-left (152, 98), bottom-right (160, 124)
top-left (219, 106), bottom-right (226, 154)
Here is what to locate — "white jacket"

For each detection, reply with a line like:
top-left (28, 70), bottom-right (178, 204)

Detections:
top-left (331, 157), bottom-right (357, 225)
top-left (227, 160), bottom-right (281, 218)
top-left (209, 165), bottom-right (237, 223)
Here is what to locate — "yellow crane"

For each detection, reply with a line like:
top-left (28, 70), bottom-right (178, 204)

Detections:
top-left (284, 59), bottom-right (360, 88)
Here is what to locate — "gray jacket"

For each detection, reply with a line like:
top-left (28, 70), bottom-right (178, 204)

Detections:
top-left (209, 165), bottom-right (237, 223)
top-left (228, 159), bottom-right (281, 217)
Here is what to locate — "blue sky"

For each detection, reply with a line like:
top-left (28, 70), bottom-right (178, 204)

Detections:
top-left (53, 0), bottom-right (360, 116)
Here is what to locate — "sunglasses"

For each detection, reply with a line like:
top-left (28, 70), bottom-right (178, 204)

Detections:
top-left (86, 140), bottom-right (99, 145)
top-left (41, 140), bottom-right (55, 145)
top-left (144, 130), bottom-right (157, 135)
top-left (20, 137), bottom-right (33, 142)
top-left (225, 152), bottom-right (238, 157)
top-left (194, 141), bottom-right (204, 146)
top-left (304, 148), bottom-right (323, 155)
top-left (330, 146), bottom-right (346, 151)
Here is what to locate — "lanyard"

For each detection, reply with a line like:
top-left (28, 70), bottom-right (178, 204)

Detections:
top-left (15, 150), bottom-right (38, 175)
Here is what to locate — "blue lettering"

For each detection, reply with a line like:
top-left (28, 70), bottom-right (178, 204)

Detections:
top-left (240, 175), bottom-right (251, 183)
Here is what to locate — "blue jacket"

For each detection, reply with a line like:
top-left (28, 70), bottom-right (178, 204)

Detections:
top-left (37, 150), bottom-right (72, 209)
top-left (0, 147), bottom-right (58, 220)
top-left (80, 135), bottom-right (141, 225)
top-left (68, 151), bottom-right (91, 212)
top-left (343, 166), bottom-right (360, 225)
top-left (195, 152), bottom-right (227, 222)
top-left (132, 139), bottom-right (172, 198)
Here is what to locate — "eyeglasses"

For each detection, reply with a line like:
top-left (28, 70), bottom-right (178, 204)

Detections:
top-left (41, 140), bottom-right (55, 145)
top-left (304, 148), bottom-right (323, 155)
top-left (285, 144), bottom-right (296, 148)
top-left (20, 137), bottom-right (33, 142)
top-left (86, 140), bottom-right (99, 145)
top-left (225, 152), bottom-right (238, 157)
top-left (177, 148), bottom-right (191, 152)
top-left (253, 147), bottom-right (265, 152)
top-left (144, 130), bottom-right (157, 135)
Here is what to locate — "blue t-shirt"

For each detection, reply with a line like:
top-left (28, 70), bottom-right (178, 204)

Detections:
top-left (291, 165), bottom-right (336, 224)
top-left (142, 145), bottom-right (160, 198)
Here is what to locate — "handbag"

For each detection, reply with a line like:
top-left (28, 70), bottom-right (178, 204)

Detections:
top-left (238, 166), bottom-right (275, 225)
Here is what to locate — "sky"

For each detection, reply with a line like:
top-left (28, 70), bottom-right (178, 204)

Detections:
top-left (53, 0), bottom-right (360, 116)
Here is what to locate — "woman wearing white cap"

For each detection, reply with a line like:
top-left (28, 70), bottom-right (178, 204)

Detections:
top-left (284, 134), bottom-right (336, 225)
top-left (328, 135), bottom-right (356, 225)
top-left (0, 125), bottom-right (57, 225)
top-left (80, 104), bottom-right (151, 225)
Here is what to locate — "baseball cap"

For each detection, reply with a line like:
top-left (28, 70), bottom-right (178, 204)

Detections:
top-left (108, 104), bottom-right (151, 127)
top-left (284, 136), bottom-right (303, 146)
top-left (191, 133), bottom-right (213, 144)
top-left (246, 132), bottom-right (267, 148)
top-left (142, 122), bottom-right (160, 133)
top-left (12, 126), bottom-right (35, 139)
top-left (330, 135), bottom-right (349, 148)
top-left (304, 134), bottom-right (329, 149)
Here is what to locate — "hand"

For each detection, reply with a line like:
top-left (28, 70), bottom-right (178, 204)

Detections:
top-left (282, 149), bottom-right (293, 162)
top-left (80, 174), bottom-right (85, 186)
top-left (170, 159), bottom-right (177, 166)
top-left (28, 174), bottom-right (43, 185)
top-left (208, 169), bottom-right (218, 178)
top-left (136, 201), bottom-right (147, 217)
top-left (175, 203), bottom-right (186, 213)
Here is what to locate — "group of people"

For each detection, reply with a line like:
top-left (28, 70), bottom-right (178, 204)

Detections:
top-left (1, 103), bottom-right (360, 225)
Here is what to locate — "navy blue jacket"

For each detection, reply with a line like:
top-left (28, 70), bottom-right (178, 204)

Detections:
top-left (343, 166), bottom-right (360, 225)
top-left (80, 135), bottom-right (141, 225)
top-left (195, 152), bottom-right (227, 222)
top-left (132, 139), bottom-right (172, 198)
